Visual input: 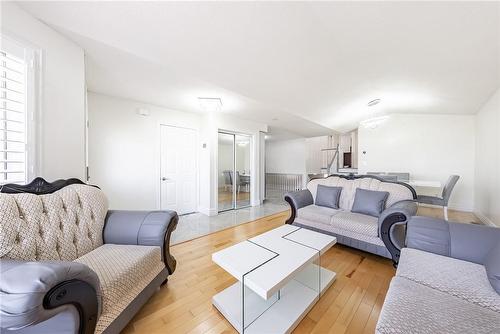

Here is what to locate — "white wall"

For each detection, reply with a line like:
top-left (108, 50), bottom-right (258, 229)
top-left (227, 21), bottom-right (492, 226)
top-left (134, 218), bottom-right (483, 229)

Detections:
top-left (266, 138), bottom-right (307, 174)
top-left (1, 3), bottom-right (86, 181)
top-left (474, 88), bottom-right (500, 226)
top-left (88, 92), bottom-right (266, 214)
top-left (265, 138), bottom-right (308, 188)
top-left (358, 113), bottom-right (476, 211)
top-left (88, 92), bottom-right (201, 210)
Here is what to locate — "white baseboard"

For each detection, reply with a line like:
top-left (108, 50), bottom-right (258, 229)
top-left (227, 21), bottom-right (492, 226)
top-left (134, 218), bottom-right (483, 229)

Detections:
top-left (418, 203), bottom-right (473, 212)
top-left (474, 211), bottom-right (497, 227)
top-left (198, 206), bottom-right (218, 216)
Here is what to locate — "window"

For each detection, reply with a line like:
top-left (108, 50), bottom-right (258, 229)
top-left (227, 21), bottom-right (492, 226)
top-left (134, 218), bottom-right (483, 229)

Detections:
top-left (0, 36), bottom-right (36, 185)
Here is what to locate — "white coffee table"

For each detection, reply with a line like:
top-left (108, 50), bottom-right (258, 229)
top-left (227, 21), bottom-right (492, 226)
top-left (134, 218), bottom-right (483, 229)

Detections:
top-left (212, 225), bottom-right (337, 334)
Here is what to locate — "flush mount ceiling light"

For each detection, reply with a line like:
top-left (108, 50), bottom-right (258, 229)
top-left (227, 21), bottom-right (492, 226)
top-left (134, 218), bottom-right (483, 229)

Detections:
top-left (198, 97), bottom-right (223, 112)
top-left (360, 115), bottom-right (390, 129)
top-left (367, 99), bottom-right (381, 107)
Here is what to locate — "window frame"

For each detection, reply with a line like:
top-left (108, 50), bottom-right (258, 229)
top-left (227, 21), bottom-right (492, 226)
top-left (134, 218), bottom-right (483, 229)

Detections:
top-left (1, 34), bottom-right (40, 185)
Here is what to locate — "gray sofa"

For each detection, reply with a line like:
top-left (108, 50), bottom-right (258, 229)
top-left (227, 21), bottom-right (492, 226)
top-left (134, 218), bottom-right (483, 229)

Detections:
top-left (0, 178), bottom-right (178, 334)
top-left (377, 216), bottom-right (500, 333)
top-left (284, 174), bottom-right (417, 261)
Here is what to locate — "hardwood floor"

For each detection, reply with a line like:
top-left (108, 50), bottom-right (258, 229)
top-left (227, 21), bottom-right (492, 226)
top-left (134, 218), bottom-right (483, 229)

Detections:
top-left (122, 211), bottom-right (396, 334)
top-left (416, 206), bottom-right (480, 224)
top-left (122, 207), bottom-right (480, 334)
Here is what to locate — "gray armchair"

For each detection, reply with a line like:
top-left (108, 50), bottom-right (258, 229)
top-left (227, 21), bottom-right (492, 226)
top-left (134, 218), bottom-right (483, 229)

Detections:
top-left (417, 174), bottom-right (460, 220)
top-left (0, 178), bottom-right (178, 334)
top-left (377, 217), bottom-right (500, 333)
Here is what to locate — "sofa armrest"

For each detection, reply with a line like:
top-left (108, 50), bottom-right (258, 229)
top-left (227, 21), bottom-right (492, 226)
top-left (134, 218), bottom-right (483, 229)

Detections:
top-left (284, 189), bottom-right (314, 224)
top-left (379, 200), bottom-right (418, 265)
top-left (103, 210), bottom-right (178, 274)
top-left (406, 216), bottom-right (500, 265)
top-left (0, 259), bottom-right (100, 334)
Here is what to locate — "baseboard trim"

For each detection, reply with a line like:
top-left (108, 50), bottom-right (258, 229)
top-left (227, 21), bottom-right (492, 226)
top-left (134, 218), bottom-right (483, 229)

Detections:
top-left (474, 211), bottom-right (497, 227)
top-left (418, 203), bottom-right (473, 213)
top-left (198, 207), bottom-right (218, 216)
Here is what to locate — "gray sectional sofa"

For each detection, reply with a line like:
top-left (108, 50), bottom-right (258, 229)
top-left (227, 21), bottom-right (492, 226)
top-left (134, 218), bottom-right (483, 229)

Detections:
top-left (377, 216), bottom-right (500, 333)
top-left (284, 174), bottom-right (418, 261)
top-left (0, 178), bottom-right (178, 334)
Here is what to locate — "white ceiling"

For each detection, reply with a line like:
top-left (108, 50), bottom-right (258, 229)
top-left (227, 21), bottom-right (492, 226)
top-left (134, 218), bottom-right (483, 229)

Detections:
top-left (16, 1), bottom-right (500, 135)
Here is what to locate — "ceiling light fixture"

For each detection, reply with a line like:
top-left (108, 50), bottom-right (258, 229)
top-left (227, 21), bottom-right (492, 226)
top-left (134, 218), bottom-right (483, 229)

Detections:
top-left (198, 97), bottom-right (223, 112)
top-left (367, 99), bottom-right (381, 107)
top-left (360, 115), bottom-right (389, 129)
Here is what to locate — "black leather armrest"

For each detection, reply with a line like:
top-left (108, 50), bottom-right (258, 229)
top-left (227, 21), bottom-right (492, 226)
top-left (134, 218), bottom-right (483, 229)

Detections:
top-left (0, 259), bottom-right (100, 334)
top-left (284, 189), bottom-right (314, 224)
top-left (379, 200), bottom-right (418, 265)
top-left (103, 210), bottom-right (178, 274)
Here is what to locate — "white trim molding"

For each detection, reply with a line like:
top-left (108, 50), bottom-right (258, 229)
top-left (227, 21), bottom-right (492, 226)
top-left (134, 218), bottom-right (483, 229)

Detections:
top-left (474, 211), bottom-right (497, 227)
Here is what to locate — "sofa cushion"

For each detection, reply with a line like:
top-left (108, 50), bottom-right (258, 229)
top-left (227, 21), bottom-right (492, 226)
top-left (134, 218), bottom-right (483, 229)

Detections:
top-left (485, 241), bottom-right (500, 294)
top-left (315, 185), bottom-right (342, 209)
top-left (351, 188), bottom-right (389, 217)
top-left (397, 248), bottom-right (500, 312)
top-left (330, 211), bottom-right (379, 238)
top-left (296, 205), bottom-right (339, 225)
top-left (376, 276), bottom-right (500, 334)
top-left (75, 244), bottom-right (165, 334)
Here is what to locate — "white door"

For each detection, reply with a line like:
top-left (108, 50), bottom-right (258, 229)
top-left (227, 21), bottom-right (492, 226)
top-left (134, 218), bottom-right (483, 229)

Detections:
top-left (160, 125), bottom-right (197, 215)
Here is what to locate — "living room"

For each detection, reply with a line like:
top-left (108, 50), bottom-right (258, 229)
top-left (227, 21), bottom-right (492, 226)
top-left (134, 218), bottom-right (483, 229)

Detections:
top-left (1, 1), bottom-right (499, 334)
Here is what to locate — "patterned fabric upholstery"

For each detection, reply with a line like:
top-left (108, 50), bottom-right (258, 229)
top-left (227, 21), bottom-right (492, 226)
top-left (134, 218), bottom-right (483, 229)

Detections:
top-left (294, 218), bottom-right (385, 247)
top-left (397, 248), bottom-right (500, 312)
top-left (0, 185), bottom-right (108, 261)
top-left (297, 206), bottom-right (379, 238)
top-left (376, 277), bottom-right (500, 334)
top-left (307, 176), bottom-right (413, 211)
top-left (75, 244), bottom-right (165, 334)
top-left (296, 205), bottom-right (340, 225)
top-left (330, 211), bottom-right (378, 237)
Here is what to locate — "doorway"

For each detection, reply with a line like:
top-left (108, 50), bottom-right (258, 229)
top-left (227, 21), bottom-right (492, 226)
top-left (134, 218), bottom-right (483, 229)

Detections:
top-left (218, 132), bottom-right (251, 212)
top-left (160, 125), bottom-right (197, 215)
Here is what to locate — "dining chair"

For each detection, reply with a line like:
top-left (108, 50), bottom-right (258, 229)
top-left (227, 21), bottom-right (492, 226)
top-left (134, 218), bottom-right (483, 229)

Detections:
top-left (222, 170), bottom-right (233, 191)
top-left (416, 175), bottom-right (460, 220)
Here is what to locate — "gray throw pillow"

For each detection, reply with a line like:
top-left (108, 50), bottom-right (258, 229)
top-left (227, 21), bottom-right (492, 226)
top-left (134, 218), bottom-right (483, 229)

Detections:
top-left (315, 185), bottom-right (342, 209)
top-left (485, 240), bottom-right (500, 294)
top-left (351, 188), bottom-right (389, 217)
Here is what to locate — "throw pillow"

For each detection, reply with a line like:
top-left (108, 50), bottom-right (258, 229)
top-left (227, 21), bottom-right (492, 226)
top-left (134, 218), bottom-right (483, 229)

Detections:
top-left (351, 188), bottom-right (389, 217)
top-left (315, 185), bottom-right (342, 209)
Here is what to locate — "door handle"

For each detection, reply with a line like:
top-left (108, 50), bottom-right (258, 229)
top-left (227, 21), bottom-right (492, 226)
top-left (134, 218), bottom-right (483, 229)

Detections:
top-left (161, 177), bottom-right (169, 181)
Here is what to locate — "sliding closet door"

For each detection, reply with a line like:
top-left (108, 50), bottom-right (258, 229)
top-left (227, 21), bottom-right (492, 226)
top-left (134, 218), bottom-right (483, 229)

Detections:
top-left (235, 134), bottom-right (251, 209)
top-left (218, 132), bottom-right (235, 212)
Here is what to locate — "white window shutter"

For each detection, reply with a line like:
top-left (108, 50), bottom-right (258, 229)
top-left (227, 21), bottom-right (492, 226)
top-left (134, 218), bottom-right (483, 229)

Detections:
top-left (0, 48), bottom-right (28, 185)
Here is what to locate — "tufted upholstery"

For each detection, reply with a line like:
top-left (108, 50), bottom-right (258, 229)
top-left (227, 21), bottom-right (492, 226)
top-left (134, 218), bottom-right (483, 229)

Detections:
top-left (0, 184), bottom-right (108, 261)
top-left (307, 176), bottom-right (413, 211)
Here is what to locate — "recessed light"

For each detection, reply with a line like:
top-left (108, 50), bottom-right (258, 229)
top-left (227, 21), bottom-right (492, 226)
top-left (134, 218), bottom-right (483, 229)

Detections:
top-left (198, 97), bottom-right (222, 112)
top-left (367, 99), bottom-right (381, 107)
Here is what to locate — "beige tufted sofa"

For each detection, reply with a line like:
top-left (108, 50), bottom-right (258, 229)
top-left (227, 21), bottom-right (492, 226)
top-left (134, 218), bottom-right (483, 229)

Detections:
top-left (0, 178), bottom-right (178, 334)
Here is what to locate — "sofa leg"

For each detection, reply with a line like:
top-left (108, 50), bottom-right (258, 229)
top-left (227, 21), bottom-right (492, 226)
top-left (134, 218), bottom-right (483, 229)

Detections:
top-left (161, 277), bottom-right (168, 286)
top-left (444, 206), bottom-right (448, 221)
